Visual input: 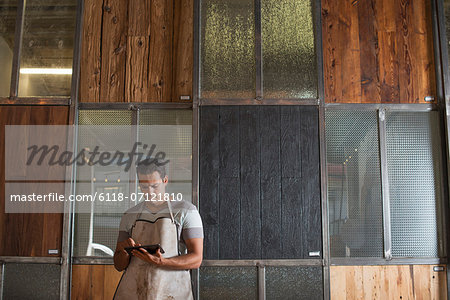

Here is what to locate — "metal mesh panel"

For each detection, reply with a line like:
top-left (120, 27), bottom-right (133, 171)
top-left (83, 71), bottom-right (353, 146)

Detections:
top-left (139, 109), bottom-right (192, 202)
top-left (325, 110), bottom-right (383, 258)
top-left (265, 266), bottom-right (323, 300)
top-left (199, 267), bottom-right (258, 300)
top-left (3, 263), bottom-right (60, 299)
top-left (74, 110), bottom-right (133, 257)
top-left (386, 111), bottom-right (443, 257)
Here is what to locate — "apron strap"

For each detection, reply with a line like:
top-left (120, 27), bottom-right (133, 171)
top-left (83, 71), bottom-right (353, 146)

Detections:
top-left (167, 199), bottom-right (175, 224)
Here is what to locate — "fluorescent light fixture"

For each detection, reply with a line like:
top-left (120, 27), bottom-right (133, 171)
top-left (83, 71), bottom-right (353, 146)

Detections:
top-left (20, 68), bottom-right (72, 75)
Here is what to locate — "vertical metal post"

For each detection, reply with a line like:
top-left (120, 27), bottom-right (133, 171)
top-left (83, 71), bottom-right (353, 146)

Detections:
top-left (431, 0), bottom-right (450, 298)
top-left (9, 0), bottom-right (26, 98)
top-left (192, 0), bottom-right (201, 298)
top-left (254, 0), bottom-right (263, 100)
top-left (60, 0), bottom-right (84, 298)
top-left (319, 104), bottom-right (330, 300)
top-left (257, 265), bottom-right (266, 300)
top-left (0, 262), bottom-right (4, 300)
top-left (378, 108), bottom-right (392, 260)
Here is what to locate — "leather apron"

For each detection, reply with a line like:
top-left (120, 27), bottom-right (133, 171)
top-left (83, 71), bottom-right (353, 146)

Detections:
top-left (113, 201), bottom-right (193, 300)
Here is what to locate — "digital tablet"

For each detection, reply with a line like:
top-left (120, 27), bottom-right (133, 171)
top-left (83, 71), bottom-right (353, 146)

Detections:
top-left (124, 244), bottom-right (165, 255)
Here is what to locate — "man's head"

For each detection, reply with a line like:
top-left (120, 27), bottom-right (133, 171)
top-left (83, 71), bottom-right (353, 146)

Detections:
top-left (136, 158), bottom-right (168, 196)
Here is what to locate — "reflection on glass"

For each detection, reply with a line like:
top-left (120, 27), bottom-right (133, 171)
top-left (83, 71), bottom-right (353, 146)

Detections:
top-left (325, 110), bottom-right (383, 258)
top-left (386, 111), bottom-right (442, 257)
top-left (200, 267), bottom-right (258, 300)
top-left (18, 0), bottom-right (77, 96)
top-left (262, 0), bottom-right (316, 98)
top-left (201, 0), bottom-right (255, 98)
top-left (0, 0), bottom-right (17, 96)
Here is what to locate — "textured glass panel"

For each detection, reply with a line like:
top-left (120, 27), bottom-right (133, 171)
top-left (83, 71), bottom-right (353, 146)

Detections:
top-left (18, 0), bottom-right (77, 96)
top-left (201, 0), bottom-right (255, 98)
top-left (0, 0), bottom-right (16, 96)
top-left (74, 110), bottom-right (133, 257)
top-left (266, 266), bottom-right (323, 300)
top-left (262, 0), bottom-right (316, 98)
top-left (386, 111), bottom-right (443, 257)
top-left (200, 267), bottom-right (257, 300)
top-left (3, 263), bottom-right (60, 299)
top-left (325, 110), bottom-right (383, 258)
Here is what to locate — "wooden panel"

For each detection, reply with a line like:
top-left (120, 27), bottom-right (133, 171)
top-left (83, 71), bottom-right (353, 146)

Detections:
top-left (80, 0), bottom-right (102, 102)
top-left (300, 107), bottom-right (321, 256)
top-left (322, 0), bottom-right (436, 103)
top-left (71, 265), bottom-right (123, 300)
top-left (239, 107), bottom-right (261, 259)
top-left (260, 106), bottom-right (282, 259)
top-left (148, 0), bottom-right (174, 101)
top-left (81, 0), bottom-right (193, 103)
top-left (0, 106), bottom-right (68, 256)
top-left (199, 107), bottom-right (220, 259)
top-left (330, 265), bottom-right (448, 300)
top-left (172, 0), bottom-right (194, 101)
top-left (200, 106), bottom-right (321, 259)
top-left (125, 0), bottom-right (151, 102)
top-left (99, 0), bottom-right (128, 102)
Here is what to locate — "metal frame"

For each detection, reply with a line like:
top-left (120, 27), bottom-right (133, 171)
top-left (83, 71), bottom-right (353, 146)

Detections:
top-left (0, 262), bottom-right (3, 300)
top-left (432, 0), bottom-right (450, 298)
top-left (199, 98), bottom-right (320, 106)
top-left (60, 0), bottom-right (84, 298)
top-left (331, 257), bottom-right (447, 266)
top-left (78, 102), bottom-right (193, 110)
top-left (257, 265), bottom-right (265, 300)
top-left (9, 0), bottom-right (25, 99)
top-left (192, 0), bottom-right (201, 298)
top-left (0, 257), bottom-right (61, 264)
top-left (378, 108), bottom-right (392, 260)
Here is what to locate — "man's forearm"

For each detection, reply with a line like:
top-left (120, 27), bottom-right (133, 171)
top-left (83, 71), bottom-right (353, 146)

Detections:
top-left (160, 252), bottom-right (202, 270)
top-left (114, 250), bottom-right (130, 271)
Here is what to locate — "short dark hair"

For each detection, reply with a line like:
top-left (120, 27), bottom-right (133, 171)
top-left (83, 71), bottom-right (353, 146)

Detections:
top-left (136, 157), bottom-right (167, 179)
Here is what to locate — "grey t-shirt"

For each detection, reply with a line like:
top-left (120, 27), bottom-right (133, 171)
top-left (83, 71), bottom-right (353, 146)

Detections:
top-left (117, 200), bottom-right (203, 254)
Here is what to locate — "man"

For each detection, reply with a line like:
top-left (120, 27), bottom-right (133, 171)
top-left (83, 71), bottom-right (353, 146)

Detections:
top-left (113, 158), bottom-right (203, 299)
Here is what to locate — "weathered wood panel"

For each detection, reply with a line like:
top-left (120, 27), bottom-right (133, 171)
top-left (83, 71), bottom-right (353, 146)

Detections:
top-left (81, 0), bottom-right (193, 103)
top-left (200, 106), bottom-right (321, 259)
top-left (148, 0), bottom-right (173, 101)
top-left (322, 0), bottom-right (435, 103)
top-left (172, 0), bottom-right (194, 101)
top-left (260, 106), bottom-right (282, 259)
top-left (330, 265), bottom-right (448, 300)
top-left (71, 265), bottom-right (122, 300)
top-left (199, 107), bottom-right (220, 259)
top-left (80, 0), bottom-right (102, 102)
top-left (0, 106), bottom-right (68, 256)
top-left (99, 0), bottom-right (128, 102)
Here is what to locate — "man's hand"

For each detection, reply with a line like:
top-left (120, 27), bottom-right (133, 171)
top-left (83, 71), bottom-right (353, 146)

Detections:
top-left (131, 244), bottom-right (165, 266)
top-left (114, 237), bottom-right (137, 271)
top-left (131, 238), bottom-right (203, 270)
top-left (116, 237), bottom-right (137, 252)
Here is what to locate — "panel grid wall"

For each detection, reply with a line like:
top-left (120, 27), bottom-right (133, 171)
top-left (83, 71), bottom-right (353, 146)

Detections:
top-left (385, 111), bottom-right (443, 257)
top-left (325, 110), bottom-right (383, 258)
